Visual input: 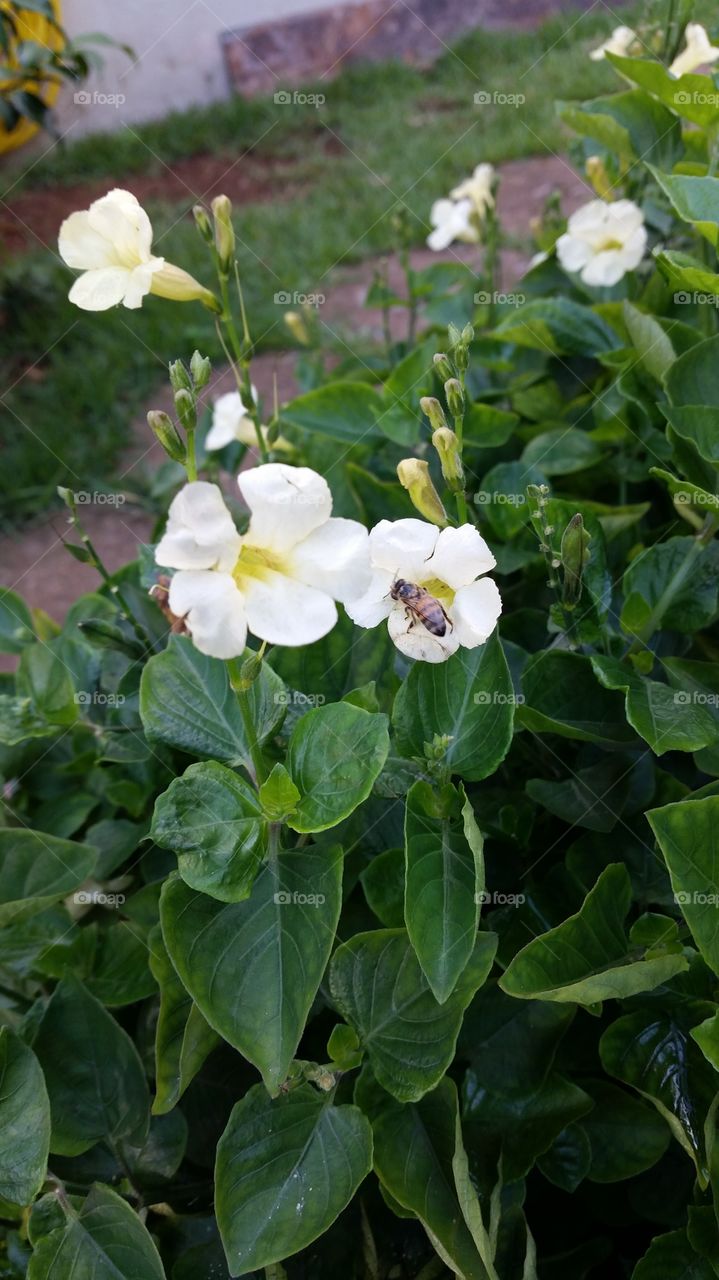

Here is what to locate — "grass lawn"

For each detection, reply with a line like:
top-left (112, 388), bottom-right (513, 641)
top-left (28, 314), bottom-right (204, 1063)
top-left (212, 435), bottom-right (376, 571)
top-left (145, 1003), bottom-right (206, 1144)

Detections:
top-left (0, 4), bottom-right (658, 524)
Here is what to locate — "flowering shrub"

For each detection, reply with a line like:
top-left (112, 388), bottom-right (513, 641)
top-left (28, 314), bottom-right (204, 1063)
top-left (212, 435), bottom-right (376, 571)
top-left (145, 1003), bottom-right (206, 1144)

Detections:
top-left (5, 17), bottom-right (719, 1278)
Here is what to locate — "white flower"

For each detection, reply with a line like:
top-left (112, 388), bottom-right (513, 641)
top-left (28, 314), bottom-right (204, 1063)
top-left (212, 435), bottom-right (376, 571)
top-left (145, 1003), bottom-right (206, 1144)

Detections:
top-left (556, 198), bottom-right (647, 286)
top-left (669, 23), bottom-right (719, 77)
top-left (589, 25), bottom-right (637, 61)
top-left (345, 518), bottom-right (502, 664)
top-left (59, 188), bottom-right (216, 312)
top-left (450, 163), bottom-right (495, 220)
top-left (206, 389), bottom-right (260, 451)
top-left (427, 198), bottom-right (479, 252)
top-left (155, 465), bottom-right (370, 658)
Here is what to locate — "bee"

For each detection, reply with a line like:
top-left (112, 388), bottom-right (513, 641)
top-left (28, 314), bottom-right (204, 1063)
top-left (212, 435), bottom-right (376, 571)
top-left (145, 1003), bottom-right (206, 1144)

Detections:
top-left (389, 578), bottom-right (452, 637)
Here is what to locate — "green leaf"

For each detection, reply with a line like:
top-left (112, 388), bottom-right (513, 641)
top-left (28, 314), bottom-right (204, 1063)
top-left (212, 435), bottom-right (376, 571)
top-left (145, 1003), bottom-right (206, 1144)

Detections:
top-left (31, 978), bottom-right (150, 1156)
top-left (0, 588), bottom-right (34, 653)
top-left (463, 1068), bottom-right (593, 1182)
top-left (665, 333), bottom-right (719, 410)
top-left (279, 381), bottom-right (385, 443)
top-left (148, 926), bottom-right (219, 1116)
top-left (581, 1080), bottom-right (669, 1182)
top-left (521, 428), bottom-right (604, 476)
top-left (648, 167), bottom-right (719, 247)
top-left (17, 643), bottom-right (78, 726)
top-left (537, 1124), bottom-right (591, 1193)
top-left (0, 694), bottom-right (59, 745)
top-left (355, 1070), bottom-right (494, 1280)
top-left (591, 656), bottom-right (717, 754)
top-left (632, 1229), bottom-right (715, 1280)
top-left (600, 1003), bottom-right (719, 1186)
top-left (623, 301), bottom-right (676, 381)
top-left (665, 405), bottom-right (719, 465)
top-left (285, 702), bottom-right (389, 832)
top-left (648, 796), bottom-right (719, 975)
top-left (650, 467), bottom-right (719, 515)
top-left (216, 1083), bottom-right (372, 1276)
top-left (500, 864), bottom-right (688, 1005)
top-left (85, 923), bottom-right (157, 1007)
top-left (691, 1010), bottom-right (719, 1073)
top-left (258, 762), bottom-right (300, 821)
top-left (360, 847), bottom-right (405, 927)
top-left (606, 53), bottom-right (719, 126)
top-left (492, 298), bottom-right (619, 355)
top-left (464, 402), bottom-right (518, 447)
top-left (0, 830), bottom-right (96, 927)
top-left (27, 1183), bottom-right (165, 1280)
top-left (404, 782), bottom-right (483, 1003)
top-left (161, 847), bottom-right (343, 1094)
top-left (393, 632), bottom-right (515, 782)
top-left (518, 650), bottom-right (635, 745)
top-left (558, 89), bottom-right (680, 167)
top-left (330, 929), bottom-right (497, 1102)
top-left (151, 761), bottom-right (266, 902)
top-left (140, 635), bottom-right (285, 767)
top-left (0, 1029), bottom-right (50, 1206)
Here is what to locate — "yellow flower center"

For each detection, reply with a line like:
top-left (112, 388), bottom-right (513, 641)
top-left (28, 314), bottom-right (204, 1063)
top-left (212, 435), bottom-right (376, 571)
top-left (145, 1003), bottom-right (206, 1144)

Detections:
top-left (597, 236), bottom-right (624, 252)
top-left (232, 543), bottom-right (285, 590)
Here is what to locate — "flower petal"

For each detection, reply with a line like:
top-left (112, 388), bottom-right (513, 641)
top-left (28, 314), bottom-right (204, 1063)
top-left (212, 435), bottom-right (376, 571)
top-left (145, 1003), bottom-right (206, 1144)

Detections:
top-left (451, 577), bottom-right (503, 648)
top-left (155, 482), bottom-right (241, 572)
top-left (427, 525), bottom-right (496, 590)
top-left (289, 517), bottom-right (371, 603)
top-left (238, 463), bottom-right (332, 554)
top-left (59, 210), bottom-right (115, 269)
top-left (87, 188), bottom-right (154, 265)
top-left (123, 259), bottom-right (164, 309)
top-left (344, 568), bottom-right (395, 628)
top-left (388, 604), bottom-right (459, 663)
top-left (242, 572), bottom-right (337, 646)
top-left (368, 518), bottom-right (440, 582)
top-left (556, 232), bottom-right (593, 275)
top-left (68, 267), bottom-right (132, 311)
top-left (206, 389), bottom-right (259, 450)
top-left (168, 570), bottom-right (247, 659)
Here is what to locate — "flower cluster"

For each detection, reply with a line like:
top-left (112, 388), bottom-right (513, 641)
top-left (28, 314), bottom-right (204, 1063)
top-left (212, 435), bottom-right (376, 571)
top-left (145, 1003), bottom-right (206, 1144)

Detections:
top-left (154, 464), bottom-right (502, 663)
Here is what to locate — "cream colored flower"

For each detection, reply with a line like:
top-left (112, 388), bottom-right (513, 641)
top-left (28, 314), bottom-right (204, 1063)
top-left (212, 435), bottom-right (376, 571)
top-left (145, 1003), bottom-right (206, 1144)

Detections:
top-left (345, 518), bottom-right (502, 663)
top-left (556, 199), bottom-right (647, 286)
top-left (427, 198), bottom-right (479, 252)
top-left (59, 188), bottom-right (216, 312)
top-left (451, 163), bottom-right (495, 221)
top-left (590, 26), bottom-right (638, 61)
top-left (206, 389), bottom-right (260, 451)
top-left (155, 465), bottom-right (370, 658)
top-left (670, 23), bottom-right (719, 77)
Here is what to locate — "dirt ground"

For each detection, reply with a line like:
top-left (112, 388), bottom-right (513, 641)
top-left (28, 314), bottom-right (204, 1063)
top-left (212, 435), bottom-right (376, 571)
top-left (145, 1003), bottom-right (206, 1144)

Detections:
top-left (0, 152), bottom-right (588, 649)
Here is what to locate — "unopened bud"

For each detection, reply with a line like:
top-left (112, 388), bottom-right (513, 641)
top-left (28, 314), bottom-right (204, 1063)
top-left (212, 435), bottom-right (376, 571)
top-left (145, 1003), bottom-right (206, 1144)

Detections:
top-left (173, 389), bottom-right (196, 435)
top-left (190, 350), bottom-right (211, 388)
top-left (420, 396), bottom-right (448, 432)
top-left (148, 410), bottom-right (186, 463)
top-left (560, 513), bottom-right (591, 608)
top-left (168, 360), bottom-right (191, 393)
top-left (149, 263), bottom-right (221, 313)
top-left (461, 322), bottom-right (474, 345)
top-left (445, 378), bottom-right (464, 419)
top-left (284, 310), bottom-right (311, 345)
top-left (193, 204), bottom-right (213, 243)
top-left (397, 458), bottom-right (447, 527)
top-left (212, 194), bottom-right (235, 275)
top-left (230, 650), bottom-right (264, 692)
top-left (433, 352), bottom-right (454, 382)
top-left (586, 155), bottom-right (612, 200)
top-left (432, 427), bottom-right (464, 492)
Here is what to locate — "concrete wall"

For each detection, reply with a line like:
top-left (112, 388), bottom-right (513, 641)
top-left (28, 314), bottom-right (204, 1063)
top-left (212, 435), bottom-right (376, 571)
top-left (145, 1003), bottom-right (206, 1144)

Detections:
top-left (54, 0), bottom-right (344, 136)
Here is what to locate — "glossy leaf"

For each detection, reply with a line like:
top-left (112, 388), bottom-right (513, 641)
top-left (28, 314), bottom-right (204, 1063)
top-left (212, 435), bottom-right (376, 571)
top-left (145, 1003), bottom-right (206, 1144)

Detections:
top-left (285, 702), bottom-right (389, 832)
top-left (0, 830), bottom-right (96, 927)
top-left (27, 1183), bottom-right (165, 1280)
top-left (0, 1029), bottom-right (50, 1206)
top-left (648, 795), bottom-right (719, 975)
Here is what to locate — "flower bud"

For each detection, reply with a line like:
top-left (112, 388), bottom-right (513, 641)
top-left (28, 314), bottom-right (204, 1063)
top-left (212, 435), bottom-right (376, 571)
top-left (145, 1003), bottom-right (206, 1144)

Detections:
top-left (229, 650), bottom-right (264, 691)
top-left (454, 343), bottom-right (469, 373)
top-left (432, 352), bottom-right (454, 382)
top-left (397, 458), bottom-right (447, 527)
top-left (193, 204), bottom-right (213, 243)
top-left (432, 426), bottom-right (464, 492)
top-left (444, 378), bottom-right (465, 419)
top-left (212, 194), bottom-right (235, 275)
top-left (173, 388), bottom-right (196, 435)
top-left (560, 512), bottom-right (591, 608)
top-left (190, 350), bottom-right (211, 388)
top-left (461, 322), bottom-right (474, 345)
top-left (586, 155), bottom-right (612, 200)
top-left (148, 410), bottom-right (186, 463)
top-left (168, 359), bottom-right (191, 393)
top-left (284, 310), bottom-right (311, 345)
top-left (150, 263), bottom-right (221, 312)
top-left (420, 396), bottom-right (448, 433)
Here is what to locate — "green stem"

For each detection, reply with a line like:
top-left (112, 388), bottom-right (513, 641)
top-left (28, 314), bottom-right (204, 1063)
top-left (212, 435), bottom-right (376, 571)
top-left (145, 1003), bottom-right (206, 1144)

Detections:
top-left (226, 657), bottom-right (268, 784)
top-left (217, 276), bottom-right (270, 463)
top-left (185, 429), bottom-right (197, 481)
top-left (67, 508), bottom-right (152, 651)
